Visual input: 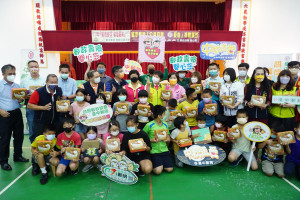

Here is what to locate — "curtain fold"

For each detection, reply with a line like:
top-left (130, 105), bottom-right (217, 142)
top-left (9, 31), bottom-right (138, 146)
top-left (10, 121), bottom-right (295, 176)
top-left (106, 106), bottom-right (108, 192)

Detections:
top-left (52, 0), bottom-right (62, 30)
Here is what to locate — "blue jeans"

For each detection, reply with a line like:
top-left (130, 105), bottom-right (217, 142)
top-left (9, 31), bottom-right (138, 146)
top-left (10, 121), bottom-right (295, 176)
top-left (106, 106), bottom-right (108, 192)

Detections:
top-left (26, 108), bottom-right (35, 143)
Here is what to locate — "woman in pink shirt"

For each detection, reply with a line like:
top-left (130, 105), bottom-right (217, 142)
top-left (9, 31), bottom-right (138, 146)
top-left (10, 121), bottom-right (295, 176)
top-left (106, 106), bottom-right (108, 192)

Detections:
top-left (124, 70), bottom-right (144, 104)
top-left (165, 72), bottom-right (186, 101)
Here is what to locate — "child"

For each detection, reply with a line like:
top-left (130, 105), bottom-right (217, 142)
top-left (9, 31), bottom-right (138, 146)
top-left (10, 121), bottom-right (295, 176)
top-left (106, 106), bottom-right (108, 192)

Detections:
top-left (170, 116), bottom-right (191, 167)
top-left (284, 122), bottom-right (300, 180)
top-left (146, 70), bottom-right (166, 106)
top-left (31, 125), bottom-right (60, 185)
top-left (96, 93), bottom-right (109, 139)
top-left (258, 123), bottom-right (287, 178)
top-left (198, 89), bottom-right (219, 132)
top-left (143, 105), bottom-right (173, 175)
top-left (103, 120), bottom-right (124, 154)
top-left (164, 98), bottom-right (178, 132)
top-left (113, 89), bottom-right (132, 133)
top-left (211, 115), bottom-right (231, 156)
top-left (120, 116), bottom-right (152, 176)
top-left (81, 126), bottom-right (103, 172)
top-left (70, 88), bottom-right (90, 141)
top-left (192, 114), bottom-right (207, 130)
top-left (56, 118), bottom-right (82, 176)
top-left (227, 109), bottom-right (258, 170)
top-left (131, 90), bottom-right (154, 130)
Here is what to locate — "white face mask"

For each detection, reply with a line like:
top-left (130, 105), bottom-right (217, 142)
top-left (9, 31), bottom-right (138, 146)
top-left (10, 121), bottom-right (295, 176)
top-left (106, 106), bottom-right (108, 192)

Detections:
top-left (152, 77), bottom-right (160, 84)
top-left (7, 75), bottom-right (15, 82)
top-left (94, 77), bottom-right (101, 83)
top-left (198, 123), bottom-right (206, 129)
top-left (96, 99), bottom-right (104, 104)
top-left (238, 70), bottom-right (247, 77)
top-left (223, 75), bottom-right (231, 82)
top-left (237, 118), bottom-right (247, 125)
top-left (179, 73), bottom-right (186, 79)
top-left (191, 77), bottom-right (198, 83)
top-left (46, 134), bottom-right (55, 141)
top-left (111, 131), bottom-right (119, 136)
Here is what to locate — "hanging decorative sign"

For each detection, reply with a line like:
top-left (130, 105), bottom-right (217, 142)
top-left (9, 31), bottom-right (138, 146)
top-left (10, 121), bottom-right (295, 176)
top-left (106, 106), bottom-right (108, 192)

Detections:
top-left (138, 35), bottom-right (165, 63)
top-left (177, 144), bottom-right (226, 167)
top-left (272, 95), bottom-right (300, 105)
top-left (100, 153), bottom-right (139, 185)
top-left (123, 59), bottom-right (143, 75)
top-left (92, 30), bottom-right (131, 43)
top-left (169, 55), bottom-right (197, 71)
top-left (79, 104), bottom-right (113, 126)
top-left (238, 0), bottom-right (251, 63)
top-left (200, 41), bottom-right (238, 60)
top-left (73, 44), bottom-right (103, 63)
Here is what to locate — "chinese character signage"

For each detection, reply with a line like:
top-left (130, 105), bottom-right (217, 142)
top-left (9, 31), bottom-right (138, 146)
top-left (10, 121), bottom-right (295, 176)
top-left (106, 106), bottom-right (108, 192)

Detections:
top-left (100, 153), bottom-right (139, 185)
top-left (200, 41), bottom-right (238, 60)
top-left (242, 122), bottom-right (271, 142)
top-left (138, 35), bottom-right (165, 63)
top-left (32, 0), bottom-right (47, 67)
top-left (73, 44), bottom-right (104, 63)
top-left (169, 55), bottom-right (197, 71)
top-left (92, 30), bottom-right (131, 43)
top-left (238, 0), bottom-right (251, 63)
top-left (131, 30), bottom-right (199, 43)
top-left (79, 104), bottom-right (113, 126)
top-left (177, 144), bottom-right (226, 167)
top-left (123, 59), bottom-right (143, 75)
top-left (272, 96), bottom-right (300, 105)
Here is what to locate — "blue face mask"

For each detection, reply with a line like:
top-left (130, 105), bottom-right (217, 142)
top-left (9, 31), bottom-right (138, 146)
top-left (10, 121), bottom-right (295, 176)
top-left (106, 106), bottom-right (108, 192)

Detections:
top-left (127, 127), bottom-right (136, 133)
top-left (162, 115), bottom-right (167, 121)
top-left (48, 84), bottom-right (58, 91)
top-left (98, 68), bottom-right (105, 74)
top-left (209, 70), bottom-right (218, 77)
top-left (118, 96), bottom-right (127, 102)
top-left (270, 134), bottom-right (277, 139)
top-left (76, 96), bottom-right (84, 102)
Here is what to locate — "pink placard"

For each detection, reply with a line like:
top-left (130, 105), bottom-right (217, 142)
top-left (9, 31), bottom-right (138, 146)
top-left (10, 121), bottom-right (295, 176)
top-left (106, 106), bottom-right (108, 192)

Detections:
top-left (138, 35), bottom-right (165, 63)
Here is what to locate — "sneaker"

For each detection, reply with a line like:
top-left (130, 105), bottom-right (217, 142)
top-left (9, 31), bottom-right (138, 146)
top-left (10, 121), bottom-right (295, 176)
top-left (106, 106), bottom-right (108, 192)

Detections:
top-left (40, 173), bottom-right (48, 185)
top-left (82, 164), bottom-right (93, 173)
top-left (231, 155), bottom-right (244, 166)
top-left (32, 164), bottom-right (40, 176)
top-left (96, 164), bottom-right (103, 172)
top-left (70, 169), bottom-right (79, 175)
top-left (175, 157), bottom-right (184, 168)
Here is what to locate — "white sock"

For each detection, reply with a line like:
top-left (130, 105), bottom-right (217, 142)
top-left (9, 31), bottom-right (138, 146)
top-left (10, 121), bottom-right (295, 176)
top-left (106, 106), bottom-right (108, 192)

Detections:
top-left (40, 167), bottom-right (47, 174)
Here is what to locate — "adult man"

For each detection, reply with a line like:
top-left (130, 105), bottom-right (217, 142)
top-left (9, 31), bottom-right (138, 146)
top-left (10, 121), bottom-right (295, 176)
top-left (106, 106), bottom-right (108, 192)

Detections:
top-left (288, 61), bottom-right (300, 88)
top-left (84, 61), bottom-right (112, 84)
top-left (58, 63), bottom-right (77, 101)
top-left (20, 60), bottom-right (45, 143)
top-left (139, 60), bottom-right (169, 85)
top-left (0, 64), bottom-right (29, 170)
top-left (236, 63), bottom-right (251, 85)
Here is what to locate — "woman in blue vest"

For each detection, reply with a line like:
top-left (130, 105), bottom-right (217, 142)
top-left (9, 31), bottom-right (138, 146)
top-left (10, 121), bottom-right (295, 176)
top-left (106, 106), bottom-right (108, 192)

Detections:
top-left (82, 70), bottom-right (105, 104)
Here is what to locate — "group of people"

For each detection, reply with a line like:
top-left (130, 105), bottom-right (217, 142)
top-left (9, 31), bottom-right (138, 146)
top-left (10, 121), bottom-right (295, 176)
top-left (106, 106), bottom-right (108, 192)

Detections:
top-left (0, 59), bottom-right (300, 185)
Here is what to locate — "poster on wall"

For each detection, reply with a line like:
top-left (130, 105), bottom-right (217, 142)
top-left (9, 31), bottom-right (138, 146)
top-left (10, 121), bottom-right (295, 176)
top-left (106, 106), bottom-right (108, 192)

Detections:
top-left (200, 41), bottom-right (238, 60)
top-left (169, 55), bottom-right (197, 71)
top-left (257, 54), bottom-right (293, 81)
top-left (138, 35), bottom-right (165, 63)
top-left (73, 44), bottom-right (104, 63)
top-left (20, 49), bottom-right (41, 81)
top-left (92, 30), bottom-right (131, 43)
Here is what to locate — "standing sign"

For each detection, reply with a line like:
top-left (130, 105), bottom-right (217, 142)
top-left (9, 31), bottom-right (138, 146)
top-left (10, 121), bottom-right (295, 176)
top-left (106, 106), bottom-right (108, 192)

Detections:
top-left (79, 104), bottom-right (113, 126)
top-left (138, 35), bottom-right (165, 63)
top-left (73, 44), bottom-right (104, 63)
top-left (123, 59), bottom-right (143, 75)
top-left (243, 121), bottom-right (271, 171)
top-left (272, 96), bottom-right (300, 105)
top-left (169, 55), bottom-right (197, 71)
top-left (92, 30), bottom-right (131, 43)
top-left (177, 144), bottom-right (226, 167)
top-left (100, 153), bottom-right (139, 185)
top-left (200, 41), bottom-right (238, 60)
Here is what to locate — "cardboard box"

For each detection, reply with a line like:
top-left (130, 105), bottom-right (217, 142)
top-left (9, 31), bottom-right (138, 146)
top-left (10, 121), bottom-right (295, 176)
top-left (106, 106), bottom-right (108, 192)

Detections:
top-left (36, 141), bottom-right (52, 154)
top-left (222, 96), bottom-right (235, 106)
top-left (161, 89), bottom-right (172, 100)
top-left (251, 95), bottom-right (266, 106)
top-left (82, 139), bottom-right (100, 157)
top-left (129, 138), bottom-right (146, 153)
top-left (204, 103), bottom-right (218, 115)
top-left (267, 141), bottom-right (285, 155)
top-left (277, 131), bottom-right (295, 144)
top-left (12, 88), bottom-right (27, 99)
top-left (155, 129), bottom-right (168, 141)
top-left (29, 85), bottom-right (43, 94)
top-left (190, 84), bottom-right (202, 94)
top-left (213, 131), bottom-right (227, 142)
top-left (209, 82), bottom-right (221, 92)
top-left (178, 138), bottom-right (193, 147)
top-left (56, 100), bottom-right (71, 112)
top-left (228, 126), bottom-right (241, 139)
top-left (116, 103), bottom-right (129, 114)
top-left (106, 138), bottom-right (120, 152)
top-left (192, 128), bottom-right (212, 144)
top-left (186, 108), bottom-right (198, 118)
top-left (170, 110), bottom-right (184, 118)
top-left (101, 92), bottom-right (112, 103)
top-left (64, 147), bottom-right (81, 160)
top-left (137, 104), bottom-right (151, 117)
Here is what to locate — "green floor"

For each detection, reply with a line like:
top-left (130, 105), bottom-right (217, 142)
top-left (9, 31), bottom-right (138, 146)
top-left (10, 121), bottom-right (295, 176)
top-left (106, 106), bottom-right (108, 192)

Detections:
top-left (0, 135), bottom-right (299, 200)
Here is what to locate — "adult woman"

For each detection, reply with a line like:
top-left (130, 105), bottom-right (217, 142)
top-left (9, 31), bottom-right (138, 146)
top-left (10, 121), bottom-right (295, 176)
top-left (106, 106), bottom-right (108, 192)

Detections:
top-left (82, 70), bottom-right (105, 104)
top-left (165, 73), bottom-right (186, 101)
top-left (245, 67), bottom-right (271, 125)
top-left (186, 71), bottom-right (202, 101)
top-left (270, 70), bottom-right (296, 131)
top-left (220, 68), bottom-right (244, 127)
top-left (124, 70), bottom-right (144, 104)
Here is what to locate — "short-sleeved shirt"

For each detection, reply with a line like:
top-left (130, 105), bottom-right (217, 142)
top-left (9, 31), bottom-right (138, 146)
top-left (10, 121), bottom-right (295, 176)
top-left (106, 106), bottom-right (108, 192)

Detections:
top-left (70, 101), bottom-right (90, 123)
top-left (170, 127), bottom-right (191, 140)
top-left (56, 131), bottom-right (82, 148)
top-left (58, 77), bottom-right (77, 98)
top-left (100, 74), bottom-right (113, 84)
top-left (143, 120), bottom-right (169, 154)
top-left (198, 100), bottom-right (219, 127)
top-left (31, 135), bottom-right (58, 155)
top-left (103, 133), bottom-right (124, 146)
top-left (261, 144), bottom-right (283, 163)
top-left (20, 75), bottom-right (45, 90)
top-left (232, 131), bottom-right (251, 152)
top-left (113, 102), bottom-right (132, 132)
top-left (177, 100), bottom-right (200, 126)
top-left (0, 79), bottom-right (21, 111)
top-left (286, 135), bottom-right (300, 165)
top-left (165, 84), bottom-right (186, 100)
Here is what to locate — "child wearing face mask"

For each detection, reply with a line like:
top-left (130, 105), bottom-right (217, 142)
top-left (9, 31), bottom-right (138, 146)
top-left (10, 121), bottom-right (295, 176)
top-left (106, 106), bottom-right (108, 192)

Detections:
top-left (56, 118), bottom-right (82, 177)
top-left (120, 116), bottom-right (152, 176)
top-left (70, 89), bottom-right (90, 141)
top-left (227, 109), bottom-right (258, 170)
top-left (170, 116), bottom-right (192, 167)
top-left (146, 70), bottom-right (166, 106)
top-left (164, 98), bottom-right (178, 132)
top-left (258, 124), bottom-right (287, 178)
top-left (103, 120), bottom-right (124, 154)
top-left (211, 115), bottom-right (231, 156)
top-left (191, 114), bottom-right (207, 130)
top-left (31, 125), bottom-right (60, 185)
top-left (81, 126), bottom-right (103, 173)
top-left (284, 122), bottom-right (300, 180)
top-left (95, 93), bottom-right (110, 138)
top-left (131, 90), bottom-right (154, 129)
top-left (113, 89), bottom-right (132, 133)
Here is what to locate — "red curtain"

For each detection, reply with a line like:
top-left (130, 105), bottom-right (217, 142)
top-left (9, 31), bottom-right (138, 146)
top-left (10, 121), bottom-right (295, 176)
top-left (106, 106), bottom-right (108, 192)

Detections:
top-left (52, 0), bottom-right (62, 30)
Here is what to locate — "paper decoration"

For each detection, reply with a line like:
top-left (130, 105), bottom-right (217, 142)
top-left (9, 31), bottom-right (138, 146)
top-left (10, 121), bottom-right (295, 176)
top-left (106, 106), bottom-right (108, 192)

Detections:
top-left (12, 88), bottom-right (27, 99)
top-left (169, 55), bottom-right (197, 71)
top-left (81, 140), bottom-right (100, 157)
top-left (79, 104), bottom-right (113, 126)
top-left (92, 30), bottom-right (130, 43)
top-left (277, 131), bottom-right (295, 144)
top-left (177, 144), bottom-right (226, 167)
top-left (138, 35), bottom-right (165, 63)
top-left (128, 139), bottom-right (146, 153)
top-left (37, 141), bottom-right (52, 154)
top-left (272, 95), bottom-right (300, 105)
top-left (56, 100), bottom-right (70, 112)
top-left (64, 147), bottom-right (81, 161)
top-left (192, 128), bottom-right (212, 144)
top-left (200, 41), bottom-right (238, 60)
top-left (100, 153), bottom-right (139, 185)
top-left (73, 44), bottom-right (103, 63)
top-left (116, 103), bottom-right (129, 114)
top-left (123, 59), bottom-right (143, 75)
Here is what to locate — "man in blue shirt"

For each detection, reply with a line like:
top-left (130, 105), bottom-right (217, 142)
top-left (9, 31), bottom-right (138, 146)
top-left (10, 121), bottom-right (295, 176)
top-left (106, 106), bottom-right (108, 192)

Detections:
top-left (0, 64), bottom-right (29, 170)
top-left (58, 63), bottom-right (77, 101)
top-left (85, 61), bottom-right (112, 84)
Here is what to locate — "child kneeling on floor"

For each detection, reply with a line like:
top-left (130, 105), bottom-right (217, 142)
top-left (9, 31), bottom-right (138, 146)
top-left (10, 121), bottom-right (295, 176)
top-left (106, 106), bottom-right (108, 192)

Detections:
top-left (31, 125), bottom-right (60, 185)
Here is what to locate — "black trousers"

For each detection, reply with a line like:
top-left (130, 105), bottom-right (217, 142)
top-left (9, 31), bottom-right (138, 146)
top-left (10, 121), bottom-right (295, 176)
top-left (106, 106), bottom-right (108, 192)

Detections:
top-left (0, 109), bottom-right (24, 164)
